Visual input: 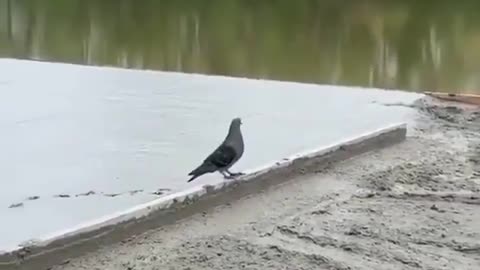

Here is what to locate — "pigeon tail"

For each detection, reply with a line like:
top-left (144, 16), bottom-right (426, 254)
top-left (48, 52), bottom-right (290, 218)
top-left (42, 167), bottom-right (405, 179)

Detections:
top-left (188, 174), bottom-right (200, 182)
top-left (187, 162), bottom-right (217, 182)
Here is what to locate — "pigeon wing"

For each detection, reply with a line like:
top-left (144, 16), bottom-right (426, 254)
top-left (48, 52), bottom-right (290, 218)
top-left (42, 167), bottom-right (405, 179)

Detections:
top-left (206, 145), bottom-right (237, 168)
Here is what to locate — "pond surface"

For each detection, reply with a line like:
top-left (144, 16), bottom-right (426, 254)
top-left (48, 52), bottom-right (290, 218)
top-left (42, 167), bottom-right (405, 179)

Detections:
top-left (0, 0), bottom-right (480, 92)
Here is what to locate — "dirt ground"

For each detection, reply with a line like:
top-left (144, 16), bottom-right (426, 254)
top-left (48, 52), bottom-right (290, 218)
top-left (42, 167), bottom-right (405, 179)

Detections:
top-left (53, 98), bottom-right (480, 270)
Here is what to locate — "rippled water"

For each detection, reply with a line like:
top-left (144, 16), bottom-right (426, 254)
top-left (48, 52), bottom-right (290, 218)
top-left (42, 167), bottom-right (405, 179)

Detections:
top-left (0, 0), bottom-right (479, 92)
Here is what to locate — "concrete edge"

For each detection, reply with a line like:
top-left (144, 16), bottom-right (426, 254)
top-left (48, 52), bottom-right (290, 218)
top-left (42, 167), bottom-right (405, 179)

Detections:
top-left (0, 123), bottom-right (407, 269)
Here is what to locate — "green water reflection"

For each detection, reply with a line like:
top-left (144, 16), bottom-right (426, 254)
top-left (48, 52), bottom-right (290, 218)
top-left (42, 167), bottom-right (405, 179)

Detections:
top-left (1, 0), bottom-right (480, 92)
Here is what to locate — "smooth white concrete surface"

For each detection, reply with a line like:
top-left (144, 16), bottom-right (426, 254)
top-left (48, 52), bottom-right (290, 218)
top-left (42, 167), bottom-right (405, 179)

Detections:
top-left (0, 59), bottom-right (422, 250)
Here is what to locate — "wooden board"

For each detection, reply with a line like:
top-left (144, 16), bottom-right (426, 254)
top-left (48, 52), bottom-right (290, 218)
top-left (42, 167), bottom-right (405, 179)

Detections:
top-left (424, 91), bottom-right (480, 106)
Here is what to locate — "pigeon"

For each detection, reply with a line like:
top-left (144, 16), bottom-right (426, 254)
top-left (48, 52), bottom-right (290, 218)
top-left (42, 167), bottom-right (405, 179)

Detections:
top-left (188, 117), bottom-right (245, 182)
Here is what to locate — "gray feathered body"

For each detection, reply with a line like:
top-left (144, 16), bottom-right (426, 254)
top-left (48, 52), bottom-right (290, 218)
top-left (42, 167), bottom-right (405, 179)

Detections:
top-left (188, 118), bottom-right (244, 182)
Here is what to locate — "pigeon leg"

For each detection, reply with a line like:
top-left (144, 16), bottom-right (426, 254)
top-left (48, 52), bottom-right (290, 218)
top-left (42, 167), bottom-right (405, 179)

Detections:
top-left (219, 170), bottom-right (234, 179)
top-left (226, 169), bottom-right (244, 177)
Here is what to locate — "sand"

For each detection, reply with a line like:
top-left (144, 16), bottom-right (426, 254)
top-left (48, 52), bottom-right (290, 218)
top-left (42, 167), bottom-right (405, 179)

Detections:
top-left (51, 97), bottom-right (480, 270)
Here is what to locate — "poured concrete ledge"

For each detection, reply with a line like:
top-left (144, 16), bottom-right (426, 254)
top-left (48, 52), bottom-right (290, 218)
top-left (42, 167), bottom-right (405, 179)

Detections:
top-left (0, 123), bottom-right (407, 269)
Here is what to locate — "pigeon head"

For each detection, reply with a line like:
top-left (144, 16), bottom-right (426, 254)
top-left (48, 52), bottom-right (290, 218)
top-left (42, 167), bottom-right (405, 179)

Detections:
top-left (231, 117), bottom-right (242, 127)
top-left (227, 117), bottom-right (242, 136)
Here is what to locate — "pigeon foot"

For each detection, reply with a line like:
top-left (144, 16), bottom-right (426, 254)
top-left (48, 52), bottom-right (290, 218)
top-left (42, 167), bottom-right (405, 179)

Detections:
top-left (224, 172), bottom-right (244, 180)
top-left (226, 169), bottom-right (244, 177)
top-left (220, 171), bottom-right (232, 179)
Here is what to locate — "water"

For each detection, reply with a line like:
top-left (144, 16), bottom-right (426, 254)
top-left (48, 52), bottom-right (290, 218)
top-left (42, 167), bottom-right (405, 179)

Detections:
top-left (0, 0), bottom-right (479, 92)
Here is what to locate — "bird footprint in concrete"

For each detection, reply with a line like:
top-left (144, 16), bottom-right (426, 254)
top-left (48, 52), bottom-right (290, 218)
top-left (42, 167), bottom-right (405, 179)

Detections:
top-left (151, 188), bottom-right (171, 196)
top-left (9, 202), bottom-right (24, 208)
top-left (103, 193), bottom-right (121, 197)
top-left (129, 189), bottom-right (144, 195)
top-left (76, 190), bottom-right (96, 197)
top-left (54, 194), bottom-right (71, 198)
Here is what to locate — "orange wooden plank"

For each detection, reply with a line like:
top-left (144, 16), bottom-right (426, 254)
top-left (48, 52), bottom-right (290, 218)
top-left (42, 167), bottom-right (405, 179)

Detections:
top-left (424, 91), bottom-right (480, 106)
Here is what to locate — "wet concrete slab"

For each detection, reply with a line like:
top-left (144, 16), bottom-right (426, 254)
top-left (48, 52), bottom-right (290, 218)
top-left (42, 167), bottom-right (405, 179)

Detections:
top-left (0, 59), bottom-right (422, 251)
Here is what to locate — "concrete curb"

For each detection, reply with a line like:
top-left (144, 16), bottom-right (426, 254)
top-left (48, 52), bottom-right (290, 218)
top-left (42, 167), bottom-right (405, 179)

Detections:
top-left (0, 123), bottom-right (407, 270)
